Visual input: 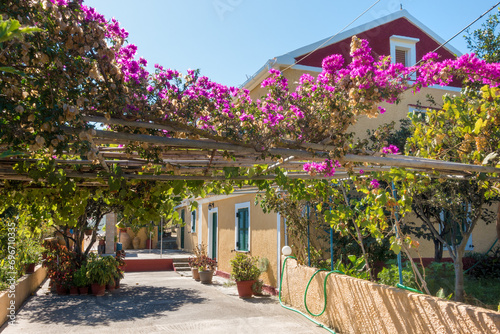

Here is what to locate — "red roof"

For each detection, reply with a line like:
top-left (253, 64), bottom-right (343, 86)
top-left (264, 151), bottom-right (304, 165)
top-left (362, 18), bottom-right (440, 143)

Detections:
top-left (295, 17), bottom-right (457, 67)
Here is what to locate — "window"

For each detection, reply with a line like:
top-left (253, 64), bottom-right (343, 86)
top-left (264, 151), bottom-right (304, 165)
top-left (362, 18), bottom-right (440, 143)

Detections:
top-left (390, 35), bottom-right (419, 72)
top-left (191, 210), bottom-right (196, 233)
top-left (235, 202), bottom-right (250, 251)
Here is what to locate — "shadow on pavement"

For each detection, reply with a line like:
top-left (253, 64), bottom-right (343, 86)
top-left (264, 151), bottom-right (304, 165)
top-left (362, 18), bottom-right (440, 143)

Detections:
top-left (18, 283), bottom-right (206, 327)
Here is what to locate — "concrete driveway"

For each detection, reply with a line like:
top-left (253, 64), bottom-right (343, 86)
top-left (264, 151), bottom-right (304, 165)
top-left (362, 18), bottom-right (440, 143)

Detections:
top-left (1, 271), bottom-right (328, 334)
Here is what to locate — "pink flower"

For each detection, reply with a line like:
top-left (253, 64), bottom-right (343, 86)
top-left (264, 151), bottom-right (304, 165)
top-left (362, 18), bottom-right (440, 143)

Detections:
top-left (370, 179), bottom-right (380, 189)
top-left (382, 145), bottom-right (399, 154)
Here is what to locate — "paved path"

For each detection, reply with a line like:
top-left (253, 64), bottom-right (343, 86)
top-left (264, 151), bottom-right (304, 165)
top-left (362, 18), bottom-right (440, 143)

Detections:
top-left (1, 271), bottom-right (328, 334)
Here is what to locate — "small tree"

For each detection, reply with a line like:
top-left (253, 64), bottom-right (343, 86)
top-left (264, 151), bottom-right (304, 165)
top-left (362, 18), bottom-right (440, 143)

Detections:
top-left (406, 86), bottom-right (500, 301)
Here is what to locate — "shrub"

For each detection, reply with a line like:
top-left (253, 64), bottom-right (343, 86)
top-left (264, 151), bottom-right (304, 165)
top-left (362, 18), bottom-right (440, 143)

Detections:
top-left (465, 248), bottom-right (500, 279)
top-left (377, 261), bottom-right (419, 290)
top-left (230, 253), bottom-right (260, 282)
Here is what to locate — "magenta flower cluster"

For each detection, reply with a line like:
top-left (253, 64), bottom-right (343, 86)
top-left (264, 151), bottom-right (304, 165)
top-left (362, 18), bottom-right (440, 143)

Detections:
top-left (54, 3), bottom-right (500, 179)
top-left (303, 159), bottom-right (342, 177)
top-left (370, 179), bottom-right (380, 189)
top-left (382, 145), bottom-right (399, 154)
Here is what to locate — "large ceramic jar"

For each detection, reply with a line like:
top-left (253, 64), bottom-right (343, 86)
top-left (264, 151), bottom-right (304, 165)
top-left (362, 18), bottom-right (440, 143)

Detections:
top-left (132, 236), bottom-right (141, 249)
top-left (119, 230), bottom-right (131, 250)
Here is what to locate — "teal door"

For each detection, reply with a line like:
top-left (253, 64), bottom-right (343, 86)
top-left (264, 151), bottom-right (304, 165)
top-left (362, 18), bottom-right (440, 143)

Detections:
top-left (212, 212), bottom-right (218, 260)
top-left (180, 209), bottom-right (185, 249)
top-left (237, 208), bottom-right (249, 251)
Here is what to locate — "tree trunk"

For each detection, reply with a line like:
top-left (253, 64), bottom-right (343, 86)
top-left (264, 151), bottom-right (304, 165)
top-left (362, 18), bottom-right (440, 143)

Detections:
top-left (453, 249), bottom-right (465, 302)
top-left (496, 203), bottom-right (500, 241)
top-left (433, 239), bottom-right (443, 262)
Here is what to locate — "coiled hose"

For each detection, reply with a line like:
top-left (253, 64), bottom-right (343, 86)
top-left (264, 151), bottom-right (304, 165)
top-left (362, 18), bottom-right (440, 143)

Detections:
top-left (279, 256), bottom-right (337, 334)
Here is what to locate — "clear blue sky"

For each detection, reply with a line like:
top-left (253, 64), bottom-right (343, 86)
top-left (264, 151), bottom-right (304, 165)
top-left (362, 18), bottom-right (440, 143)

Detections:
top-left (84, 0), bottom-right (500, 87)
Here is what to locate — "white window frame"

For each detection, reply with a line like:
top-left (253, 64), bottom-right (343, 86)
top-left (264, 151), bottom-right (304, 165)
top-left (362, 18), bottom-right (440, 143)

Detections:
top-left (208, 207), bottom-right (218, 259)
top-left (190, 209), bottom-right (196, 233)
top-left (390, 35), bottom-right (419, 81)
top-left (439, 209), bottom-right (474, 252)
top-left (235, 202), bottom-right (251, 252)
top-left (390, 35), bottom-right (419, 67)
top-left (197, 204), bottom-right (202, 245)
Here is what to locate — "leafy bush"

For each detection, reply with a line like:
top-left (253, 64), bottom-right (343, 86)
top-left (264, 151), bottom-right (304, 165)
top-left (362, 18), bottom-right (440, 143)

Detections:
top-left (230, 253), bottom-right (260, 282)
top-left (377, 261), bottom-right (420, 290)
top-left (424, 262), bottom-right (455, 296)
top-left (333, 254), bottom-right (369, 280)
top-left (86, 254), bottom-right (118, 286)
top-left (465, 248), bottom-right (500, 279)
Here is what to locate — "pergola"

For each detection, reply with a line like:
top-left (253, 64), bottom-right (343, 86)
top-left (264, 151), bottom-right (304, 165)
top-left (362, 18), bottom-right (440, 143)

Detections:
top-left (1, 115), bottom-right (498, 184)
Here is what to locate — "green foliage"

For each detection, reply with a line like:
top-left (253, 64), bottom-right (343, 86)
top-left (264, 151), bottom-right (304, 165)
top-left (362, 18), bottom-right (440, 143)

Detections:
top-left (0, 17), bottom-right (43, 43)
top-left (377, 261), bottom-right (420, 290)
top-left (425, 262), bottom-right (455, 297)
top-left (333, 254), bottom-right (369, 280)
top-left (465, 248), bottom-right (500, 279)
top-left (73, 265), bottom-right (89, 288)
top-left (230, 253), bottom-right (261, 282)
top-left (465, 9), bottom-right (500, 63)
top-left (86, 254), bottom-right (118, 286)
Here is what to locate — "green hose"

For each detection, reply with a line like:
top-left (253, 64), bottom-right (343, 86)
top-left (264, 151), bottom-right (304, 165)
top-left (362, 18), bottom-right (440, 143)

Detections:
top-left (279, 256), bottom-right (337, 334)
top-left (396, 283), bottom-right (423, 294)
top-left (303, 269), bottom-right (344, 317)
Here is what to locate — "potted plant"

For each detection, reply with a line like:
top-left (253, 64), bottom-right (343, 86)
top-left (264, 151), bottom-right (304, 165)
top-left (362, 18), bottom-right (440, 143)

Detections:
top-left (188, 256), bottom-right (200, 281)
top-left (230, 253), bottom-right (261, 298)
top-left (86, 254), bottom-right (116, 296)
top-left (189, 243), bottom-right (208, 281)
top-left (21, 238), bottom-right (42, 274)
top-left (197, 255), bottom-right (217, 284)
top-left (114, 250), bottom-right (125, 288)
top-left (73, 265), bottom-right (90, 294)
top-left (42, 240), bottom-right (77, 295)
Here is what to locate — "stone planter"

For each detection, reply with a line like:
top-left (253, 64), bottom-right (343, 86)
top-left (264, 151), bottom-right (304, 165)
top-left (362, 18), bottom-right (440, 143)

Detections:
top-left (199, 270), bottom-right (213, 284)
top-left (236, 280), bottom-right (256, 298)
top-left (69, 286), bottom-right (79, 295)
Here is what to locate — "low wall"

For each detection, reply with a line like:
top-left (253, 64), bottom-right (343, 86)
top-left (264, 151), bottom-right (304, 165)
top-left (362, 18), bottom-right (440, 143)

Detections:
top-left (123, 259), bottom-right (173, 272)
top-left (0, 265), bottom-right (47, 326)
top-left (281, 257), bottom-right (500, 334)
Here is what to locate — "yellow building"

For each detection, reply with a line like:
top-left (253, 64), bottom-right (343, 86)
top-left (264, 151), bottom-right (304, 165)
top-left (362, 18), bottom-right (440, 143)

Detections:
top-left (176, 9), bottom-right (498, 289)
top-left (176, 193), bottom-right (286, 292)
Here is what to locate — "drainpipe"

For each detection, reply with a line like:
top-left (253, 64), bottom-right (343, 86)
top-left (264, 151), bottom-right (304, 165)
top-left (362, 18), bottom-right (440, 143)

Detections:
top-left (277, 212), bottom-right (281, 288)
top-left (307, 203), bottom-right (311, 267)
top-left (392, 182), bottom-right (403, 285)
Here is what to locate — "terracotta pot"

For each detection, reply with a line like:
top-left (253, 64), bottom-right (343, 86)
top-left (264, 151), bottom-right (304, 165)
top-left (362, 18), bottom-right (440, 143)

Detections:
top-left (25, 263), bottom-right (36, 274)
top-left (84, 229), bottom-right (93, 236)
top-left (191, 268), bottom-right (200, 281)
top-left (69, 286), bottom-right (79, 295)
top-left (146, 238), bottom-right (153, 249)
top-left (119, 231), bottom-right (131, 250)
top-left (106, 282), bottom-right (115, 292)
top-left (115, 278), bottom-right (120, 289)
top-left (79, 286), bottom-right (89, 295)
top-left (236, 280), bottom-right (256, 298)
top-left (132, 236), bottom-right (141, 249)
top-left (91, 283), bottom-right (106, 296)
top-left (56, 284), bottom-right (68, 295)
top-left (199, 270), bottom-right (213, 284)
